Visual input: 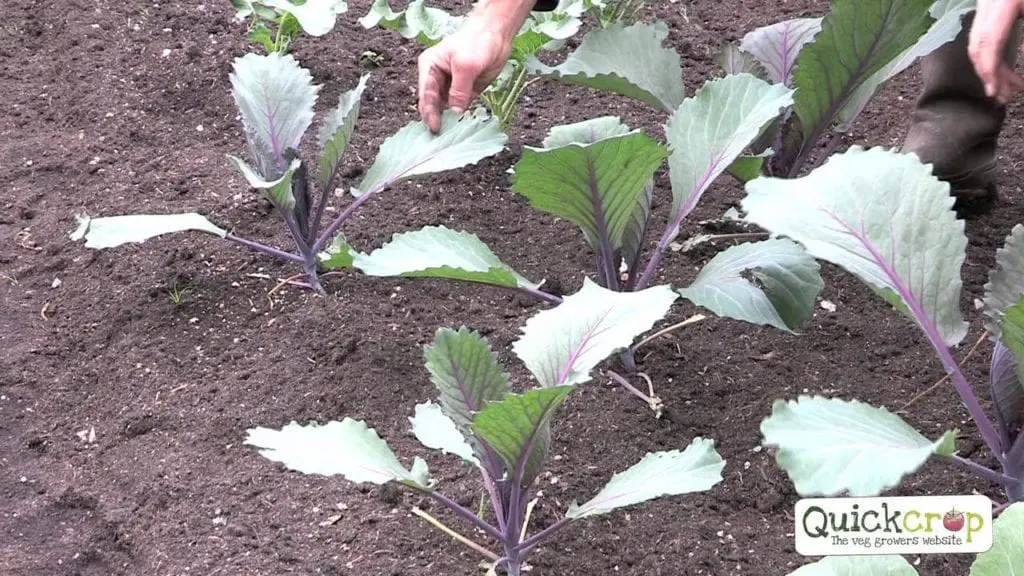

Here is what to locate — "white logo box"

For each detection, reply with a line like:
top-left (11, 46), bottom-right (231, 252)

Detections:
top-left (795, 495), bottom-right (993, 556)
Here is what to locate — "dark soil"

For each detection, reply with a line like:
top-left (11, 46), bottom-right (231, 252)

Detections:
top-left (2, 1), bottom-right (1022, 575)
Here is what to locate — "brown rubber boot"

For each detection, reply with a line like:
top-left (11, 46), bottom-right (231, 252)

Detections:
top-left (902, 13), bottom-right (1021, 210)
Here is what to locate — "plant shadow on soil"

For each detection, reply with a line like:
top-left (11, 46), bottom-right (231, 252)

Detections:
top-left (2, 1), bottom-right (1023, 575)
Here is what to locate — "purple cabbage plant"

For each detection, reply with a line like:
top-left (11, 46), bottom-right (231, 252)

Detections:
top-left (742, 145), bottom-right (1024, 574)
top-left (70, 52), bottom-right (507, 294)
top-left (245, 280), bottom-right (725, 575)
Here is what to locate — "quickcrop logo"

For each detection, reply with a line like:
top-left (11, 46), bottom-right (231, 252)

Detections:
top-left (794, 495), bottom-right (993, 555)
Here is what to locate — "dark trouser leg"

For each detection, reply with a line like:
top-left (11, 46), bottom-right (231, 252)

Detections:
top-left (903, 12), bottom-right (1020, 203)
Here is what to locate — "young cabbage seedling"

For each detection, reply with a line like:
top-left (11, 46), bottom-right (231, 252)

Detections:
top-left (716, 0), bottom-right (974, 178)
top-left (358, 0), bottom-right (582, 129)
top-left (231, 0), bottom-right (349, 53)
top-left (245, 280), bottom-right (726, 575)
top-left (573, 0), bottom-right (648, 27)
top-left (70, 52), bottom-right (507, 294)
top-left (739, 147), bottom-right (1024, 573)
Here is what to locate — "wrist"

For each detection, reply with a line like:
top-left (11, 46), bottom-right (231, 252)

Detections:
top-left (469, 0), bottom-right (537, 41)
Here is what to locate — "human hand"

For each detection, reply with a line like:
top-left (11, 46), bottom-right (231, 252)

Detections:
top-left (968, 0), bottom-right (1024, 104)
top-left (416, 1), bottom-right (534, 133)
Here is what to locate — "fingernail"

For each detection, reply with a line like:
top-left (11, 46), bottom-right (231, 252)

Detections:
top-left (452, 107), bottom-right (465, 115)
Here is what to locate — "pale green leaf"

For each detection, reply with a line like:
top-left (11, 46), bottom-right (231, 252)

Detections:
top-left (232, 0), bottom-right (254, 19)
top-left (511, 28), bottom-right (555, 62)
top-left (739, 18), bottom-right (823, 87)
top-left (253, 4), bottom-right (279, 21)
top-left (229, 52), bottom-right (319, 175)
top-left (358, 0), bottom-right (461, 46)
top-left (837, 0), bottom-right (975, 131)
top-left (678, 239), bottom-right (822, 332)
top-left (742, 146), bottom-right (968, 347)
top-left (716, 44), bottom-right (769, 80)
top-left (70, 213), bottom-right (227, 249)
top-left (566, 437), bottom-right (725, 519)
top-left (788, 556), bottom-right (919, 576)
top-left (317, 234), bottom-right (357, 270)
top-left (512, 278), bottom-right (678, 387)
top-left (244, 418), bottom-right (430, 488)
top-left (353, 110), bottom-right (507, 197)
top-left (541, 115), bottom-right (630, 148)
top-left (353, 225), bottom-right (537, 289)
top-left (984, 224), bottom-right (1024, 340)
top-left (470, 386), bottom-right (574, 486)
top-left (970, 502), bottom-right (1024, 576)
top-left (261, 0), bottom-right (348, 36)
top-left (727, 154), bottom-right (767, 183)
top-left (409, 402), bottom-right (479, 465)
top-left (527, 10), bottom-right (581, 41)
top-left (793, 0), bottom-right (933, 148)
top-left (554, 0), bottom-right (591, 18)
top-left (761, 396), bottom-right (954, 496)
top-left (318, 74), bottom-right (369, 192)
top-left (511, 116), bottom-right (668, 256)
top-left (526, 21), bottom-right (685, 113)
top-left (666, 74), bottom-right (792, 236)
top-left (228, 155), bottom-right (302, 210)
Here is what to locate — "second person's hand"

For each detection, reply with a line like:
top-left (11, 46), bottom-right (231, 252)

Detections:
top-left (968, 0), bottom-right (1024, 103)
top-left (417, 0), bottom-right (538, 133)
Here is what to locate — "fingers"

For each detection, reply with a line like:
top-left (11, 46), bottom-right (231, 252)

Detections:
top-left (968, 0), bottom-right (1022, 100)
top-left (994, 65), bottom-right (1024, 103)
top-left (417, 50), bottom-right (447, 134)
top-left (446, 58), bottom-right (482, 114)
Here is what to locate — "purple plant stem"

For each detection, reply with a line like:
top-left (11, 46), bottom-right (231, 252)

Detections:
top-left (502, 414), bottom-right (554, 570)
top-left (423, 490), bottom-right (504, 542)
top-left (514, 517), bottom-right (570, 555)
top-left (606, 369), bottom-right (650, 403)
top-left (993, 500), bottom-right (1014, 515)
top-left (313, 146), bottom-right (465, 254)
top-left (503, 476), bottom-right (525, 573)
top-left (481, 469), bottom-right (507, 534)
top-left (303, 260), bottom-right (325, 294)
top-left (520, 286), bottom-right (562, 305)
top-left (312, 185), bottom-right (380, 254)
top-left (278, 209), bottom-right (325, 292)
top-left (282, 210), bottom-right (311, 255)
top-left (1005, 434), bottom-right (1024, 502)
top-left (225, 234), bottom-right (305, 264)
top-left (1008, 433), bottom-right (1024, 474)
top-left (308, 184), bottom-right (334, 246)
top-left (942, 455), bottom-right (1017, 487)
top-left (832, 217), bottom-right (1005, 463)
top-left (931, 354), bottom-right (1003, 464)
top-left (635, 154), bottom-right (726, 291)
top-left (1007, 481), bottom-right (1024, 502)
top-left (633, 239), bottom-right (667, 293)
